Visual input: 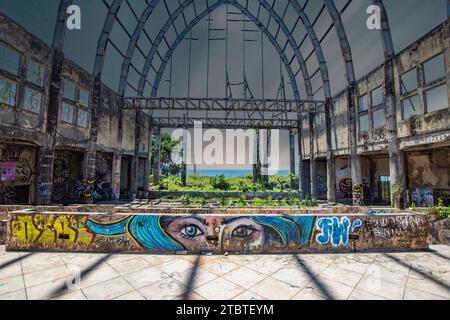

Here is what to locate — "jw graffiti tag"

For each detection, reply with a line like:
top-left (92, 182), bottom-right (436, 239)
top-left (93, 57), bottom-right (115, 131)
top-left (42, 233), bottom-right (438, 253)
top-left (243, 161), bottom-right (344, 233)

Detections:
top-left (315, 217), bottom-right (363, 247)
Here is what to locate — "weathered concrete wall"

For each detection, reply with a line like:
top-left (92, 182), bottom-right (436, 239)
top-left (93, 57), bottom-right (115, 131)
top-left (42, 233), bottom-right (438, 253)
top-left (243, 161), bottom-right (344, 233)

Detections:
top-left (0, 144), bottom-right (38, 204)
top-left (428, 218), bottom-right (450, 245)
top-left (6, 210), bottom-right (428, 254)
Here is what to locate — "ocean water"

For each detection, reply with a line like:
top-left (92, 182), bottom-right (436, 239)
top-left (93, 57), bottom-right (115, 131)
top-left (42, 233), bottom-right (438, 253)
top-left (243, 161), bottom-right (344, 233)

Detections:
top-left (187, 169), bottom-right (291, 177)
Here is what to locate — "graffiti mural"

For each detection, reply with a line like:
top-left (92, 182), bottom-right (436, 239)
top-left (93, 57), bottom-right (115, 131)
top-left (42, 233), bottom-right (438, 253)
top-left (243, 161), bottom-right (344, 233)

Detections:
top-left (411, 188), bottom-right (434, 207)
top-left (0, 146), bottom-right (36, 204)
top-left (315, 217), bottom-right (362, 247)
top-left (352, 184), bottom-right (363, 206)
top-left (6, 212), bottom-right (429, 254)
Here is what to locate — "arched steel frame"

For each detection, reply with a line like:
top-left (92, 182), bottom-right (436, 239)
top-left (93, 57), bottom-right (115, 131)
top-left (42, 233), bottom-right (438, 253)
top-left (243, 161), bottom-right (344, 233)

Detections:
top-left (114, 0), bottom-right (315, 100)
top-left (143, 0), bottom-right (302, 100)
top-left (118, 0), bottom-right (161, 96)
top-left (93, 0), bottom-right (124, 78)
top-left (52, 0), bottom-right (73, 51)
top-left (48, 0), bottom-right (401, 204)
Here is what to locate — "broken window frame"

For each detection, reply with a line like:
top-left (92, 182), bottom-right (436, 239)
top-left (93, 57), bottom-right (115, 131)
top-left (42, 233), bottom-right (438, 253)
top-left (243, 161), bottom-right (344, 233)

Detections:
top-left (0, 76), bottom-right (18, 107)
top-left (22, 86), bottom-right (43, 114)
top-left (401, 94), bottom-right (420, 120)
top-left (61, 102), bottom-right (76, 124)
top-left (370, 86), bottom-right (385, 129)
top-left (60, 79), bottom-right (91, 129)
top-left (422, 52), bottom-right (446, 86)
top-left (76, 108), bottom-right (90, 128)
top-left (0, 42), bottom-right (20, 76)
top-left (400, 67), bottom-right (418, 96)
top-left (424, 84), bottom-right (449, 114)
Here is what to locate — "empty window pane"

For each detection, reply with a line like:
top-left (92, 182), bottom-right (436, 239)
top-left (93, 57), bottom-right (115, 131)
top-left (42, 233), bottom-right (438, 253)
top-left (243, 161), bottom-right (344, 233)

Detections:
top-left (79, 88), bottom-right (89, 106)
top-left (61, 102), bottom-right (75, 123)
top-left (372, 109), bottom-right (385, 128)
top-left (77, 109), bottom-right (89, 128)
top-left (26, 60), bottom-right (45, 86)
top-left (358, 95), bottom-right (367, 112)
top-left (371, 87), bottom-right (383, 107)
top-left (0, 77), bottom-right (17, 106)
top-left (400, 69), bottom-right (418, 94)
top-left (402, 95), bottom-right (420, 119)
top-left (23, 87), bottom-right (42, 114)
top-left (426, 85), bottom-right (449, 113)
top-left (0, 44), bottom-right (20, 75)
top-left (359, 114), bottom-right (369, 132)
top-left (63, 80), bottom-right (76, 101)
top-left (424, 54), bottom-right (445, 84)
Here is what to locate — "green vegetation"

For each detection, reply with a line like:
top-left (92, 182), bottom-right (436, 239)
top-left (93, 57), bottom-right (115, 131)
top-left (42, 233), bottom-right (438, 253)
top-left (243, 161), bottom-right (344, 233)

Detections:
top-left (156, 174), bottom-right (299, 192)
top-left (410, 198), bottom-right (450, 220)
top-left (434, 198), bottom-right (450, 220)
top-left (163, 194), bottom-right (317, 208)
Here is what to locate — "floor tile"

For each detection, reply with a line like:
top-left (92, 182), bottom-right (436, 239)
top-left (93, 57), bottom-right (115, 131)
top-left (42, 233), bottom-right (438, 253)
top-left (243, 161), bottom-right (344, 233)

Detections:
top-left (0, 275), bottom-right (25, 295)
top-left (195, 278), bottom-right (244, 300)
top-left (223, 266), bottom-right (266, 289)
top-left (82, 277), bottom-right (135, 300)
top-left (249, 277), bottom-right (301, 300)
top-left (200, 259), bottom-right (240, 276)
top-left (123, 266), bottom-right (169, 289)
top-left (138, 278), bottom-right (186, 300)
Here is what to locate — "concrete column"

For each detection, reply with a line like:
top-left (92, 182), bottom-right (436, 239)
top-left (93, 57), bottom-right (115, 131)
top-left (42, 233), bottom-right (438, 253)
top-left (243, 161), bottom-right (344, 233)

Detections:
top-left (152, 126), bottom-right (161, 186)
top-left (385, 58), bottom-right (405, 208)
top-left (289, 129), bottom-right (296, 189)
top-left (297, 118), bottom-right (305, 196)
top-left (252, 129), bottom-right (261, 183)
top-left (36, 50), bottom-right (64, 204)
top-left (309, 113), bottom-right (317, 199)
top-left (35, 147), bottom-right (55, 205)
top-left (112, 152), bottom-right (121, 200)
top-left (260, 129), bottom-right (269, 185)
top-left (181, 127), bottom-right (187, 186)
top-left (325, 98), bottom-right (336, 203)
top-left (130, 110), bottom-right (141, 198)
top-left (348, 86), bottom-right (364, 206)
top-left (144, 123), bottom-right (153, 192)
top-left (82, 150), bottom-right (96, 203)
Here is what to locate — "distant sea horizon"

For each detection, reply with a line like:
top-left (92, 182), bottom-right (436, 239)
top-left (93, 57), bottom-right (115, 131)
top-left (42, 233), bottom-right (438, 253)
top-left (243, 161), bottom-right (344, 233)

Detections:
top-left (186, 169), bottom-right (291, 177)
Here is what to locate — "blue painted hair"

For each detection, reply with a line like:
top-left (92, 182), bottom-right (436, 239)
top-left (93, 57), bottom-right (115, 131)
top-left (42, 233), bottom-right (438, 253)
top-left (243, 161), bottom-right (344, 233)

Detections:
top-left (251, 216), bottom-right (315, 245)
top-left (86, 216), bottom-right (184, 251)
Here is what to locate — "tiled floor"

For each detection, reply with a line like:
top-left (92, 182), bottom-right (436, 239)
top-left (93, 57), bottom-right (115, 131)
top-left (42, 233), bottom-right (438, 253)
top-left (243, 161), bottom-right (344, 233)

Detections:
top-left (0, 245), bottom-right (449, 300)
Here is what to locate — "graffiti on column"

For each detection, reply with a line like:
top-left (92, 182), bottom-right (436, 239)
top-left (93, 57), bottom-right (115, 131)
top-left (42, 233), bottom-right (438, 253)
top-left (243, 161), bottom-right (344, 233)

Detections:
top-left (315, 217), bottom-right (362, 247)
top-left (352, 184), bottom-right (363, 206)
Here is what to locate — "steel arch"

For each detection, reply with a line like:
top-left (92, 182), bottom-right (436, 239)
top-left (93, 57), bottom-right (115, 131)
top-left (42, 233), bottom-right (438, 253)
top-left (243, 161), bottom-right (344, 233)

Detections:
top-left (93, 0), bottom-right (124, 78)
top-left (52, 0), bottom-right (73, 51)
top-left (372, 0), bottom-right (395, 58)
top-left (127, 0), bottom-right (315, 100)
top-left (290, 0), bottom-right (331, 99)
top-left (323, 0), bottom-right (356, 84)
top-left (117, 0), bottom-right (161, 96)
top-left (145, 0), bottom-right (301, 101)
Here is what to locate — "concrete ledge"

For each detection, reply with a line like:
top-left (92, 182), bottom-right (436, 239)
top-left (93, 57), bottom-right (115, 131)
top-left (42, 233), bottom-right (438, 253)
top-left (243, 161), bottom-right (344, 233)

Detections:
top-left (6, 210), bottom-right (428, 254)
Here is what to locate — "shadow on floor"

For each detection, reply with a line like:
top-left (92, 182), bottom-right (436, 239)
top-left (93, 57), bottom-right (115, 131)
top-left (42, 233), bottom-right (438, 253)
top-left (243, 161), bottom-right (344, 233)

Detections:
top-left (47, 254), bottom-right (113, 299)
top-left (0, 253), bottom-right (34, 270)
top-left (293, 254), bottom-right (334, 300)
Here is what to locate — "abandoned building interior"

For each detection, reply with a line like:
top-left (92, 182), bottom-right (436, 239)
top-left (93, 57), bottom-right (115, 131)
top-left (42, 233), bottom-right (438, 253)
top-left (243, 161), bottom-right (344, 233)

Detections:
top-left (0, 1), bottom-right (449, 209)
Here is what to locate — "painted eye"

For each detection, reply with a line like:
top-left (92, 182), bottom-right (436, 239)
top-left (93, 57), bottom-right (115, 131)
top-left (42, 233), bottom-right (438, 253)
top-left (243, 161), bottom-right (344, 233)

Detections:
top-left (180, 224), bottom-right (204, 239)
top-left (231, 225), bottom-right (255, 238)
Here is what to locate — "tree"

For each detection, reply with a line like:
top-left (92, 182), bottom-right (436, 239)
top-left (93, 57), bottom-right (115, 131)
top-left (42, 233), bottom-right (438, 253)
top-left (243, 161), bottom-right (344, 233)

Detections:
top-left (152, 133), bottom-right (182, 177)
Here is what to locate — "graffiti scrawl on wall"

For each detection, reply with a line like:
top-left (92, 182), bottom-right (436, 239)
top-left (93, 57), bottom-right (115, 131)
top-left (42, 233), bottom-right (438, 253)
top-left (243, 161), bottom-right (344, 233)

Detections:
top-left (0, 146), bottom-right (36, 204)
top-left (315, 217), bottom-right (362, 247)
top-left (6, 212), bottom-right (428, 254)
top-left (9, 214), bottom-right (320, 253)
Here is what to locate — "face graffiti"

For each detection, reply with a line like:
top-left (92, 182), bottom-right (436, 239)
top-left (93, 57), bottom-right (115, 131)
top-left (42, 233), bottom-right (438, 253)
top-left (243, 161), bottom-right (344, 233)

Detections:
top-left (86, 215), bottom-right (314, 252)
top-left (7, 212), bottom-right (429, 253)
